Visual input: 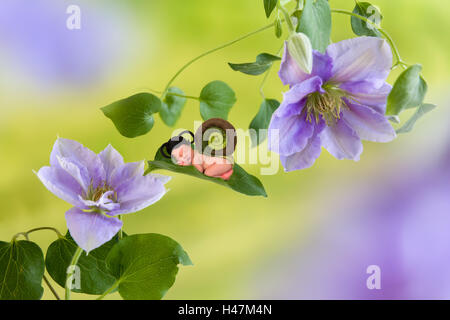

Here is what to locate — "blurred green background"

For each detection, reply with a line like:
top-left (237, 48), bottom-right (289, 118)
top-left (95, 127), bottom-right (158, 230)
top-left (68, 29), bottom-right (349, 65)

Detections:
top-left (0, 0), bottom-right (448, 299)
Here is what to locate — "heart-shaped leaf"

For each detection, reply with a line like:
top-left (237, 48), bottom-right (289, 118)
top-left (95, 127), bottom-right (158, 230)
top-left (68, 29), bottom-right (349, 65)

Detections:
top-left (296, 0), bottom-right (331, 53)
top-left (396, 103), bottom-right (436, 134)
top-left (351, 2), bottom-right (383, 37)
top-left (101, 93), bottom-right (161, 138)
top-left (148, 149), bottom-right (267, 197)
top-left (45, 232), bottom-right (122, 295)
top-left (106, 233), bottom-right (192, 300)
top-left (228, 53), bottom-right (281, 76)
top-left (159, 87), bottom-right (187, 127)
top-left (0, 240), bottom-right (45, 300)
top-left (263, 0), bottom-right (278, 18)
top-left (249, 99), bottom-right (280, 147)
top-left (199, 81), bottom-right (237, 120)
top-left (387, 64), bottom-right (428, 115)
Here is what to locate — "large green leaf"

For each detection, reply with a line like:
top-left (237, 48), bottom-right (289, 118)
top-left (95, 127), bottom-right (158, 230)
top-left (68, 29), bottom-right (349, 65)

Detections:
top-left (297, 0), bottom-right (332, 53)
top-left (387, 64), bottom-right (428, 115)
top-left (106, 233), bottom-right (192, 300)
top-left (101, 93), bottom-right (161, 138)
top-left (396, 103), bottom-right (436, 134)
top-left (351, 2), bottom-right (383, 37)
top-left (45, 232), bottom-right (122, 295)
top-left (0, 240), bottom-right (45, 300)
top-left (249, 99), bottom-right (280, 147)
top-left (263, 0), bottom-right (278, 18)
top-left (199, 81), bottom-right (237, 120)
top-left (159, 87), bottom-right (187, 127)
top-left (228, 53), bottom-right (281, 76)
top-left (148, 149), bottom-right (267, 197)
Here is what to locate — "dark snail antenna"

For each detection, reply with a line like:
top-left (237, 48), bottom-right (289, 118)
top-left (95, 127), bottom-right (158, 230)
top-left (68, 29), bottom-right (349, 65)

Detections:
top-left (159, 131), bottom-right (195, 159)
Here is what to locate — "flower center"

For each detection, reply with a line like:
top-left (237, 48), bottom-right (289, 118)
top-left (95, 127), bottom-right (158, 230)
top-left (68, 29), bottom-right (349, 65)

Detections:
top-left (305, 83), bottom-right (350, 126)
top-left (85, 181), bottom-right (117, 203)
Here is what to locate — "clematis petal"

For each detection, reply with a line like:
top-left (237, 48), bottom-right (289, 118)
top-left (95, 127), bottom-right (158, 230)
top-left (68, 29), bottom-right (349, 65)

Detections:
top-left (99, 144), bottom-right (124, 181)
top-left (280, 124), bottom-right (324, 172)
top-left (320, 119), bottom-right (363, 161)
top-left (50, 138), bottom-right (105, 188)
top-left (327, 37), bottom-right (392, 88)
top-left (340, 81), bottom-right (392, 114)
top-left (65, 207), bottom-right (122, 253)
top-left (279, 44), bottom-right (333, 86)
top-left (274, 76), bottom-right (323, 118)
top-left (148, 173), bottom-right (172, 185)
top-left (268, 113), bottom-right (314, 156)
top-left (36, 166), bottom-right (86, 208)
top-left (55, 156), bottom-right (90, 192)
top-left (342, 101), bottom-right (396, 143)
top-left (109, 161), bottom-right (145, 190)
top-left (110, 174), bottom-right (168, 215)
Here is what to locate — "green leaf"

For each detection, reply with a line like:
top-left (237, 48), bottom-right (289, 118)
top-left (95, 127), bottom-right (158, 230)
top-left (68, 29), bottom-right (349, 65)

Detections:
top-left (249, 99), bottom-right (280, 147)
top-left (159, 87), bottom-right (187, 127)
top-left (396, 103), bottom-right (436, 134)
top-left (101, 93), bottom-right (162, 138)
top-left (263, 0), bottom-right (278, 18)
top-left (387, 64), bottom-right (428, 115)
top-left (199, 81), bottom-right (237, 120)
top-left (351, 2), bottom-right (383, 37)
top-left (228, 53), bottom-right (281, 76)
top-left (106, 233), bottom-right (192, 300)
top-left (0, 240), bottom-right (45, 300)
top-left (45, 232), bottom-right (122, 295)
top-left (148, 149), bottom-right (267, 197)
top-left (297, 0), bottom-right (332, 53)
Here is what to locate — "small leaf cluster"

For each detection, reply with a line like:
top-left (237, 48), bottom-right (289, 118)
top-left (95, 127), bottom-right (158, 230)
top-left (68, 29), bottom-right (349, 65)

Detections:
top-left (0, 232), bottom-right (191, 300)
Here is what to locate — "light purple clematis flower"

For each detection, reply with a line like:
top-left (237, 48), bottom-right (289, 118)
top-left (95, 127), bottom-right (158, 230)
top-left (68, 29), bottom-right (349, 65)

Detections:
top-left (36, 138), bottom-right (170, 253)
top-left (269, 36), bottom-right (396, 171)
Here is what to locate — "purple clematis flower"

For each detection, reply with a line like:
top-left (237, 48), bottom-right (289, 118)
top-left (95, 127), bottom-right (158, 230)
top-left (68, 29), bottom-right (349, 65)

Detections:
top-left (269, 36), bottom-right (396, 171)
top-left (36, 138), bottom-right (170, 253)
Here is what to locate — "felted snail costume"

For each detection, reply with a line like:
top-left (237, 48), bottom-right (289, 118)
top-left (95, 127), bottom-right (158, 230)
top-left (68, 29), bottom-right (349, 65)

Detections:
top-left (159, 118), bottom-right (237, 180)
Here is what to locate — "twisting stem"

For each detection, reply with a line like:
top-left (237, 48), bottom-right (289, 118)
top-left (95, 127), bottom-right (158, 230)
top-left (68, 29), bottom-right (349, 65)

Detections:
top-left (12, 226), bottom-right (63, 241)
top-left (160, 22), bottom-right (278, 100)
top-left (65, 246), bottom-right (83, 300)
top-left (330, 9), bottom-right (407, 69)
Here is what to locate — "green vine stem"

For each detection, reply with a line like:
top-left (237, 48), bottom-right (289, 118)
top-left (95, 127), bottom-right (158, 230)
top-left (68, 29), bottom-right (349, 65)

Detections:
top-left (259, 43), bottom-right (284, 99)
top-left (278, 2), bottom-right (295, 33)
top-left (118, 215), bottom-right (123, 240)
top-left (12, 226), bottom-right (63, 241)
top-left (65, 246), bottom-right (83, 300)
top-left (330, 9), bottom-right (408, 69)
top-left (12, 226), bottom-right (63, 300)
top-left (160, 21), bottom-right (282, 100)
top-left (96, 280), bottom-right (120, 300)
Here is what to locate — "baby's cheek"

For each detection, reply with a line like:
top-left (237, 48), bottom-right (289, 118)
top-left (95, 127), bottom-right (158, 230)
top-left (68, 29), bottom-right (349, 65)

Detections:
top-left (172, 145), bottom-right (193, 166)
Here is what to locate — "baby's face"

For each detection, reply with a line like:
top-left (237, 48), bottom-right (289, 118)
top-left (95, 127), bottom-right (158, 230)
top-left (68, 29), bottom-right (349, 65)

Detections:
top-left (171, 144), bottom-right (194, 166)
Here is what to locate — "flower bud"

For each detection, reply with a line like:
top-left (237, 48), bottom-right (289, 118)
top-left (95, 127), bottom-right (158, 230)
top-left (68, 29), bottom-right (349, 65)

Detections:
top-left (275, 17), bottom-right (283, 39)
top-left (287, 32), bottom-right (313, 74)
